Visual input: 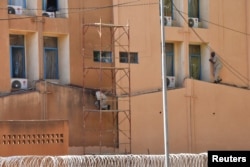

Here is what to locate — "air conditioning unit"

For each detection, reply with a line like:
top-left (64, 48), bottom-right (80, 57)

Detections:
top-left (11, 78), bottom-right (28, 90)
top-left (188, 17), bottom-right (199, 28)
top-left (42, 11), bottom-right (55, 18)
top-left (166, 76), bottom-right (175, 88)
top-left (8, 5), bottom-right (23, 15)
top-left (164, 16), bottom-right (172, 26)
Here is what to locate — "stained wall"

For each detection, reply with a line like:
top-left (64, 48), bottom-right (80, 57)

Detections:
top-left (131, 79), bottom-right (250, 154)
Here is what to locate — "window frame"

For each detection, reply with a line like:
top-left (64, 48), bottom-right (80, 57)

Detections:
top-left (189, 45), bottom-right (201, 80)
top-left (166, 43), bottom-right (174, 76)
top-left (10, 46), bottom-right (26, 78)
top-left (10, 35), bottom-right (26, 78)
top-left (119, 52), bottom-right (138, 64)
top-left (164, 0), bottom-right (173, 18)
top-left (43, 37), bottom-right (59, 79)
top-left (43, 0), bottom-right (58, 11)
top-left (8, 0), bottom-right (26, 8)
top-left (93, 51), bottom-right (112, 63)
top-left (188, 0), bottom-right (200, 18)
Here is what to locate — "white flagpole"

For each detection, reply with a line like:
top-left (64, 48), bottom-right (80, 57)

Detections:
top-left (159, 0), bottom-right (169, 166)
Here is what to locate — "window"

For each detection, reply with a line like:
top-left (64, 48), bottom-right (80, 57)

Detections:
top-left (93, 51), bottom-right (112, 63)
top-left (166, 43), bottom-right (174, 76)
top-left (44, 37), bottom-right (59, 79)
top-left (188, 0), bottom-right (199, 18)
top-left (10, 35), bottom-right (26, 78)
top-left (43, 0), bottom-right (58, 12)
top-left (119, 52), bottom-right (138, 64)
top-left (189, 45), bottom-right (201, 80)
top-left (8, 0), bottom-right (26, 8)
top-left (164, 0), bottom-right (172, 17)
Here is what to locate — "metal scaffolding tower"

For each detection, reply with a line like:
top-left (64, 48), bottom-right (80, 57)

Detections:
top-left (82, 20), bottom-right (131, 154)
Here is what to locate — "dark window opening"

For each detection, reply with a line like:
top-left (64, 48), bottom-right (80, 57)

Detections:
top-left (164, 0), bottom-right (172, 17)
top-left (44, 37), bottom-right (59, 79)
top-left (166, 43), bottom-right (174, 76)
top-left (188, 0), bottom-right (199, 18)
top-left (43, 0), bottom-right (58, 12)
top-left (93, 51), bottom-right (112, 63)
top-left (11, 47), bottom-right (25, 78)
top-left (119, 52), bottom-right (138, 64)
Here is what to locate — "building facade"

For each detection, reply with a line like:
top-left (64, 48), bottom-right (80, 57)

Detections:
top-left (0, 0), bottom-right (250, 155)
top-left (0, 0), bottom-right (81, 93)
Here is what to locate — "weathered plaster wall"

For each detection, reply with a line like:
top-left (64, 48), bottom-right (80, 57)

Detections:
top-left (131, 79), bottom-right (250, 154)
top-left (1, 79), bottom-right (250, 155)
top-left (0, 1), bottom-right (11, 92)
top-left (0, 91), bottom-right (41, 120)
top-left (0, 120), bottom-right (69, 156)
top-left (0, 82), bottom-right (115, 152)
top-left (38, 82), bottom-right (115, 147)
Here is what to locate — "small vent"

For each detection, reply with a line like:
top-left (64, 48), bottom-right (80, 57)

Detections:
top-left (1, 133), bottom-right (64, 145)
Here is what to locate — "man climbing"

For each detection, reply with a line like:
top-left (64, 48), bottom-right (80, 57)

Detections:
top-left (209, 51), bottom-right (223, 83)
top-left (95, 90), bottom-right (110, 110)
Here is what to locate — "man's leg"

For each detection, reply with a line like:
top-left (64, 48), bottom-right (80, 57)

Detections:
top-left (215, 68), bottom-right (222, 83)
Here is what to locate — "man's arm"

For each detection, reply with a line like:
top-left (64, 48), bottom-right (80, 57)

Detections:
top-left (209, 58), bottom-right (215, 64)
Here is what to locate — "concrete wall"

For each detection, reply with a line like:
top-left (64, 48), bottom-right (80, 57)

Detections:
top-left (0, 120), bottom-right (69, 156)
top-left (114, 0), bottom-right (162, 93)
top-left (183, 79), bottom-right (250, 153)
top-left (130, 79), bottom-right (250, 154)
top-left (0, 91), bottom-right (41, 120)
top-left (38, 82), bottom-right (116, 148)
top-left (0, 1), bottom-right (11, 93)
top-left (0, 82), bottom-right (116, 152)
top-left (1, 79), bottom-right (250, 155)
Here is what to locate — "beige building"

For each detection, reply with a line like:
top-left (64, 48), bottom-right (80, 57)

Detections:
top-left (0, 0), bottom-right (250, 155)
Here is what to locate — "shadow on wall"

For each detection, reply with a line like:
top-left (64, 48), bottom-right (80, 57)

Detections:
top-left (0, 81), bottom-right (116, 150)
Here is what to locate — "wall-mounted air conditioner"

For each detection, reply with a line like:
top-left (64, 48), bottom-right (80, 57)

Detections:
top-left (42, 11), bottom-right (55, 18)
top-left (11, 78), bottom-right (28, 90)
top-left (8, 5), bottom-right (22, 15)
top-left (166, 76), bottom-right (175, 88)
top-left (188, 17), bottom-right (199, 28)
top-left (164, 16), bottom-right (172, 26)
